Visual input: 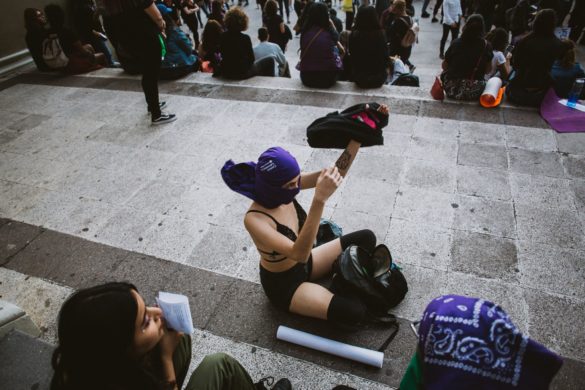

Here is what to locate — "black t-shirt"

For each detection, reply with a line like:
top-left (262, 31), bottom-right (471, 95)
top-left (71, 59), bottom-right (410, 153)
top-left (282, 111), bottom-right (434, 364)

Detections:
top-left (444, 38), bottom-right (493, 80)
top-left (219, 31), bottom-right (254, 78)
top-left (25, 28), bottom-right (50, 71)
top-left (264, 14), bottom-right (285, 47)
top-left (511, 34), bottom-right (562, 89)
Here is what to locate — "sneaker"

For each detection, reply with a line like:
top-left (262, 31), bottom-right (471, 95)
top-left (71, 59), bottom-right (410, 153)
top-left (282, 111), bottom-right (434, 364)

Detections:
top-left (421, 11), bottom-right (430, 18)
top-left (151, 113), bottom-right (177, 125)
top-left (408, 64), bottom-right (416, 73)
top-left (431, 16), bottom-right (438, 22)
top-left (273, 378), bottom-right (292, 390)
top-left (439, 53), bottom-right (445, 60)
top-left (147, 101), bottom-right (167, 113)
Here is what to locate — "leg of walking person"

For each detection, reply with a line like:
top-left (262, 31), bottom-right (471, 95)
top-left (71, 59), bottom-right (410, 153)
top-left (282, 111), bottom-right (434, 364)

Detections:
top-left (139, 36), bottom-right (163, 120)
top-left (432, 0), bottom-right (443, 21)
top-left (439, 23), bottom-right (450, 58)
top-left (184, 353), bottom-right (257, 390)
top-left (421, 0), bottom-right (431, 17)
top-left (450, 24), bottom-right (459, 42)
top-left (284, 0), bottom-right (290, 23)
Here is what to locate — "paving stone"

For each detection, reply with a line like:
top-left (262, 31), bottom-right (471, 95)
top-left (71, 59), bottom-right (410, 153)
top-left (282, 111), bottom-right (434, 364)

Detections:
top-left (6, 114), bottom-right (51, 132)
top-left (525, 291), bottom-right (585, 361)
top-left (510, 173), bottom-right (575, 209)
top-left (0, 221), bottom-right (43, 266)
top-left (459, 122), bottom-right (506, 145)
top-left (550, 357), bottom-right (585, 390)
top-left (555, 133), bottom-right (585, 155)
top-left (186, 225), bottom-right (253, 277)
top-left (407, 136), bottom-right (458, 165)
top-left (94, 206), bottom-right (160, 253)
top-left (393, 187), bottom-right (455, 229)
top-left (509, 148), bottom-right (565, 178)
top-left (412, 117), bottom-right (460, 140)
top-left (0, 180), bottom-right (49, 219)
top-left (456, 165), bottom-right (511, 201)
top-left (125, 180), bottom-right (189, 215)
top-left (378, 133), bottom-right (412, 156)
top-left (350, 152), bottom-right (404, 183)
top-left (517, 241), bottom-right (585, 300)
top-left (390, 265), bottom-right (448, 321)
top-left (402, 159), bottom-right (456, 193)
top-left (572, 179), bottom-right (585, 215)
top-left (453, 195), bottom-right (516, 238)
top-left (515, 204), bottom-right (585, 249)
top-left (385, 218), bottom-right (452, 271)
top-left (330, 208), bottom-right (391, 243)
top-left (562, 155), bottom-right (585, 180)
top-left (445, 272), bottom-right (529, 332)
top-left (0, 129), bottom-right (21, 148)
top-left (337, 177), bottom-right (398, 217)
top-left (385, 113), bottom-right (416, 134)
top-left (457, 143), bottom-right (508, 169)
top-left (506, 126), bottom-right (557, 152)
top-left (502, 108), bottom-right (549, 128)
top-left (450, 230), bottom-right (518, 281)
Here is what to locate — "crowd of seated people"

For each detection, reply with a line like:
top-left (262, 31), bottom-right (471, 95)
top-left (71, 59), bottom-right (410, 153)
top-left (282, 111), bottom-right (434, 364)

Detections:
top-left (23, 0), bottom-right (585, 103)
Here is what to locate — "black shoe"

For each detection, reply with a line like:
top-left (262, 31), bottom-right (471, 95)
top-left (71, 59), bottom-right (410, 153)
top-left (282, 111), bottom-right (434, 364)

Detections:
top-left (408, 64), bottom-right (416, 73)
top-left (421, 11), bottom-right (430, 18)
top-left (439, 53), bottom-right (444, 60)
top-left (431, 16), bottom-right (438, 22)
top-left (151, 113), bottom-right (177, 125)
top-left (272, 378), bottom-right (292, 390)
top-left (147, 101), bottom-right (167, 113)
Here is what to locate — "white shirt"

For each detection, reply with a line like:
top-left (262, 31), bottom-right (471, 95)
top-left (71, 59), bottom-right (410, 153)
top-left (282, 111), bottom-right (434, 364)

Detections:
top-left (253, 41), bottom-right (287, 76)
top-left (442, 0), bottom-right (462, 26)
top-left (486, 50), bottom-right (506, 79)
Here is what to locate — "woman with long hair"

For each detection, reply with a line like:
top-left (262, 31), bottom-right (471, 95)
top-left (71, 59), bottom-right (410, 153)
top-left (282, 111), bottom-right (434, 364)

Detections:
top-left (263, 0), bottom-right (289, 52)
top-left (440, 14), bottom-right (494, 100)
top-left (198, 19), bottom-right (223, 71)
top-left (485, 27), bottom-right (511, 80)
top-left (298, 2), bottom-right (344, 88)
top-left (506, 9), bottom-right (563, 106)
top-left (50, 282), bottom-right (291, 390)
top-left (383, 0), bottom-right (415, 70)
top-left (349, 6), bottom-right (388, 88)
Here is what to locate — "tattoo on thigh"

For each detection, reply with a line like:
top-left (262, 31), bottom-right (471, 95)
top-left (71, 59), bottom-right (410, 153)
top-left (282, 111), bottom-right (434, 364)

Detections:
top-left (336, 149), bottom-right (352, 170)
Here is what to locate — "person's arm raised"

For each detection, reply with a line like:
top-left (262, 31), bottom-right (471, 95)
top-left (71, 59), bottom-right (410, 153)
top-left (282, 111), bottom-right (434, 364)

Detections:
top-left (245, 167), bottom-right (342, 263)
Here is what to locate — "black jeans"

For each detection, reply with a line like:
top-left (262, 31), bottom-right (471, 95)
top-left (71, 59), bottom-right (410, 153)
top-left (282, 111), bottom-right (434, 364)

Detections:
top-left (440, 23), bottom-right (459, 55)
top-left (278, 0), bottom-right (290, 20)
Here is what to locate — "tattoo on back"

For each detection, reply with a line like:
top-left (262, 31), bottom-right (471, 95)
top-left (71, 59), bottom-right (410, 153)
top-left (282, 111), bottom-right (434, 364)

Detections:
top-left (336, 149), bottom-right (352, 170)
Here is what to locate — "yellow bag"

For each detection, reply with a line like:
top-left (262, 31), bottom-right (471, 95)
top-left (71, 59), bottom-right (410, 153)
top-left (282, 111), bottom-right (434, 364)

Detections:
top-left (342, 0), bottom-right (353, 12)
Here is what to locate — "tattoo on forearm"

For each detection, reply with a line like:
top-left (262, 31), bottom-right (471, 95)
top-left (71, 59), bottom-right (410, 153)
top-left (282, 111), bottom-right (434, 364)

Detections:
top-left (336, 149), bottom-right (352, 170)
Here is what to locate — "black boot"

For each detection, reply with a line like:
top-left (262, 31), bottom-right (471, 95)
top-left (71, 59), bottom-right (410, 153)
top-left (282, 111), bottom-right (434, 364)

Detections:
top-left (273, 378), bottom-right (292, 390)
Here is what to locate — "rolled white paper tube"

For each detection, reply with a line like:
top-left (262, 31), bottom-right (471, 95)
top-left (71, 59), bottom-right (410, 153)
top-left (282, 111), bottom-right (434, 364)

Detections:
top-left (276, 325), bottom-right (384, 368)
top-left (482, 77), bottom-right (503, 100)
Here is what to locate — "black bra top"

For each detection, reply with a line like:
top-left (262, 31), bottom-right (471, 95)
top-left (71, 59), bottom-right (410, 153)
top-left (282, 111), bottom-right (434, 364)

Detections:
top-left (246, 199), bottom-right (307, 262)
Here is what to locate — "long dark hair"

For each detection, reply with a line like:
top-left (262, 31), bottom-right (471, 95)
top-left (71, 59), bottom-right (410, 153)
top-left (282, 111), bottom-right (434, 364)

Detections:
top-left (353, 6), bottom-right (381, 32)
top-left (485, 27), bottom-right (509, 52)
top-left (44, 4), bottom-right (66, 30)
top-left (302, 2), bottom-right (331, 32)
top-left (461, 14), bottom-right (485, 43)
top-left (531, 8), bottom-right (556, 37)
top-left (50, 282), bottom-right (159, 390)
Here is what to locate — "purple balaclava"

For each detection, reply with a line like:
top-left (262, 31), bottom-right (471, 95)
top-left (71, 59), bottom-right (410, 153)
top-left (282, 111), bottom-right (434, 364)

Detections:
top-left (418, 295), bottom-right (563, 390)
top-left (221, 147), bottom-right (301, 209)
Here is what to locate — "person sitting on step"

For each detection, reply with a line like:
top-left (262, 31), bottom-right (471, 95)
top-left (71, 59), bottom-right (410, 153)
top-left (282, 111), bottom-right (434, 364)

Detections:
top-left (221, 105), bottom-right (390, 330)
top-left (253, 27), bottom-right (290, 77)
top-left (50, 282), bottom-right (292, 390)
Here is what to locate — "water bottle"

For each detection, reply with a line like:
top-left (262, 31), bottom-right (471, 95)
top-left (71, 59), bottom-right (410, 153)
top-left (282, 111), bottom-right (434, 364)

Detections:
top-left (567, 78), bottom-right (585, 109)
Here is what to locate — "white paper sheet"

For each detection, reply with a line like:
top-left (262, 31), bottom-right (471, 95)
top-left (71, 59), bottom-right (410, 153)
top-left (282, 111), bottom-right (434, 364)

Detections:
top-left (276, 325), bottom-right (384, 368)
top-left (558, 99), bottom-right (585, 112)
top-left (156, 292), bottom-right (194, 334)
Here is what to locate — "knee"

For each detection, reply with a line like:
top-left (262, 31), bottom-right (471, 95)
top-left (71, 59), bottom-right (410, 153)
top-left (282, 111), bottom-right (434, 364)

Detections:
top-left (327, 294), bottom-right (366, 328)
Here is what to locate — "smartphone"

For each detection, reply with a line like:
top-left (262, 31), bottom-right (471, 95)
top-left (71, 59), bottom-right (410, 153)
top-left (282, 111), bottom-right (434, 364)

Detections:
top-left (504, 44), bottom-right (514, 56)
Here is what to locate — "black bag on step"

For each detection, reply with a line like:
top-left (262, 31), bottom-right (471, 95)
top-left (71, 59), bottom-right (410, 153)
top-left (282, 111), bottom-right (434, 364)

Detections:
top-left (331, 244), bottom-right (407, 316)
top-left (306, 102), bottom-right (388, 149)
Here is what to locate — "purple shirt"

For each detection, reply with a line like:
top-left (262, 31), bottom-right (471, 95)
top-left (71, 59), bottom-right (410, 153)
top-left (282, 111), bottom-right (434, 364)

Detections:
top-left (299, 26), bottom-right (339, 72)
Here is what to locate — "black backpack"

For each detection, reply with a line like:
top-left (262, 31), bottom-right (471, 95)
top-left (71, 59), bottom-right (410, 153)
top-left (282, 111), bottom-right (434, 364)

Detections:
top-left (392, 72), bottom-right (420, 87)
top-left (306, 102), bottom-right (388, 149)
top-left (331, 244), bottom-right (408, 317)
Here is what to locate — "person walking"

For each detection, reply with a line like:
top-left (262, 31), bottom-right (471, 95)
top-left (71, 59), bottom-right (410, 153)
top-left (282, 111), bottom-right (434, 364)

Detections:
top-left (439, 0), bottom-right (462, 59)
top-left (98, 0), bottom-right (176, 124)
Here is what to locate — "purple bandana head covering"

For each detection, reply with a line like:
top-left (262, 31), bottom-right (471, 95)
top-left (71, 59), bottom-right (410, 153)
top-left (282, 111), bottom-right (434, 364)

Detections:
top-left (418, 295), bottom-right (562, 390)
top-left (221, 147), bottom-right (301, 209)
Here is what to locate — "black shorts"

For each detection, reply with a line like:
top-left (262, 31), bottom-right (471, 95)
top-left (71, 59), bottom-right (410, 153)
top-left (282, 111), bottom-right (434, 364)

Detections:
top-left (259, 256), bottom-right (313, 311)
